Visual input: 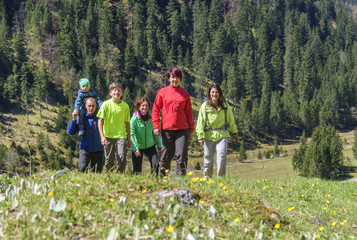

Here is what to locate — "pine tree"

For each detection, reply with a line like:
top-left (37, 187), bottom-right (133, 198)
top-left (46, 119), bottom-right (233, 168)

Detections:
top-left (146, 0), bottom-right (159, 67)
top-left (292, 131), bottom-right (307, 173)
top-left (123, 87), bottom-right (133, 114)
top-left (302, 125), bottom-right (344, 179)
top-left (238, 144), bottom-right (247, 162)
top-left (57, 6), bottom-right (78, 69)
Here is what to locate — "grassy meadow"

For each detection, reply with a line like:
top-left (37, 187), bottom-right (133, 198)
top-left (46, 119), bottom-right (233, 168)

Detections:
top-left (1, 170), bottom-right (357, 239)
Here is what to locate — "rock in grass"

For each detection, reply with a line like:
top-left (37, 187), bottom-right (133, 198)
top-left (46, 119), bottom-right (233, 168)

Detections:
top-left (259, 199), bottom-right (281, 223)
top-left (311, 217), bottom-right (326, 224)
top-left (148, 189), bottom-right (200, 205)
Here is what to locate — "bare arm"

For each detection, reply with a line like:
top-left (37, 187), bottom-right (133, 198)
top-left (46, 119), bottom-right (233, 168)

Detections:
top-left (98, 118), bottom-right (107, 146)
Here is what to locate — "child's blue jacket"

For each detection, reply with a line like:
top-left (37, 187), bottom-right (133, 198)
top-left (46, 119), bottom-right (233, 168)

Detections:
top-left (68, 113), bottom-right (104, 152)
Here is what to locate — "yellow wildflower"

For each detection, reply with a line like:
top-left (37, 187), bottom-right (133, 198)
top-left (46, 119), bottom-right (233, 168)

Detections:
top-left (340, 222), bottom-right (345, 226)
top-left (207, 179), bottom-right (214, 184)
top-left (301, 195), bottom-right (305, 198)
top-left (344, 208), bottom-right (348, 212)
top-left (239, 186), bottom-right (243, 190)
top-left (323, 207), bottom-right (327, 210)
top-left (165, 225), bottom-right (174, 233)
top-left (316, 235), bottom-right (320, 239)
top-left (165, 169), bottom-right (170, 173)
top-left (354, 193), bottom-right (356, 196)
top-left (327, 194), bottom-right (331, 198)
top-left (109, 198), bottom-right (114, 203)
top-left (257, 180), bottom-right (260, 183)
top-left (48, 191), bottom-right (54, 197)
top-left (320, 226), bottom-right (324, 231)
top-left (274, 223), bottom-right (280, 229)
top-left (316, 189), bottom-right (319, 192)
top-left (288, 207), bottom-right (295, 212)
top-left (299, 211), bottom-right (302, 214)
top-left (199, 200), bottom-right (205, 204)
top-left (141, 189), bottom-right (147, 194)
top-left (119, 195), bottom-right (124, 199)
top-left (234, 218), bottom-right (240, 223)
top-left (326, 200), bottom-right (330, 204)
top-left (230, 189), bottom-right (234, 193)
top-left (200, 177), bottom-right (207, 182)
top-left (187, 171), bottom-right (193, 176)
top-left (331, 210), bottom-right (336, 215)
top-left (219, 182), bottom-right (223, 186)
top-left (332, 222), bottom-right (337, 226)
top-left (280, 186), bottom-right (283, 190)
top-left (343, 219), bottom-right (347, 223)
top-left (222, 186), bottom-right (227, 190)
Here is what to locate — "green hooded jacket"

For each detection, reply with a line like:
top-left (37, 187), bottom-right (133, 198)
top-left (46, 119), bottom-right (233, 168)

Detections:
top-left (130, 112), bottom-right (162, 152)
top-left (196, 102), bottom-right (238, 142)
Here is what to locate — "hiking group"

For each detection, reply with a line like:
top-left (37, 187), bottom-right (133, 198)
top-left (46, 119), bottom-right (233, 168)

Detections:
top-left (68, 67), bottom-right (239, 178)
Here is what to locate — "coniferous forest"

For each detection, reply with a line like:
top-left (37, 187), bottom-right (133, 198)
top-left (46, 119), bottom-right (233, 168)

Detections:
top-left (1, 0), bottom-right (357, 173)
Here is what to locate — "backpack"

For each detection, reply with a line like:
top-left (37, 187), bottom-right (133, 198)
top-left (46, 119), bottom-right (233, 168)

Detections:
top-left (203, 102), bottom-right (228, 133)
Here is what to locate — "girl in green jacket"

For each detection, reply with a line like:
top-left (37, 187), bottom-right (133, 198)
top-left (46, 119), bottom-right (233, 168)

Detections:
top-left (130, 98), bottom-right (162, 174)
top-left (196, 84), bottom-right (239, 178)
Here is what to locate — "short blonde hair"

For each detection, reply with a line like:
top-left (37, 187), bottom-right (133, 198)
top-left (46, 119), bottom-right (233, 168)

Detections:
top-left (109, 82), bottom-right (122, 91)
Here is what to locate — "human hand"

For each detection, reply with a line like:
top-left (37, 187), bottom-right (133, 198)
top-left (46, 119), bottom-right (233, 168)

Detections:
top-left (157, 148), bottom-right (162, 155)
top-left (101, 136), bottom-right (107, 146)
top-left (234, 134), bottom-right (239, 143)
top-left (189, 132), bottom-right (193, 138)
top-left (72, 109), bottom-right (79, 121)
top-left (154, 128), bottom-right (160, 136)
top-left (199, 140), bottom-right (204, 147)
top-left (135, 150), bottom-right (141, 157)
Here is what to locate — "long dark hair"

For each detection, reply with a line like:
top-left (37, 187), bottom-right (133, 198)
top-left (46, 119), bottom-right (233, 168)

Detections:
top-left (206, 84), bottom-right (225, 109)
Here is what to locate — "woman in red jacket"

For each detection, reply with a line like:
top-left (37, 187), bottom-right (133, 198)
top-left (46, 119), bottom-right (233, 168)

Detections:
top-left (152, 68), bottom-right (194, 176)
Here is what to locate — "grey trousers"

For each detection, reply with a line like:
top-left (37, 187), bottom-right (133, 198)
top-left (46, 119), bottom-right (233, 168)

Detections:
top-left (104, 138), bottom-right (127, 173)
top-left (203, 138), bottom-right (228, 178)
top-left (160, 129), bottom-right (189, 176)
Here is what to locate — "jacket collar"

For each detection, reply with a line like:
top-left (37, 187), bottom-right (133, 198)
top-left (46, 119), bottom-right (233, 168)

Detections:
top-left (135, 111), bottom-right (152, 119)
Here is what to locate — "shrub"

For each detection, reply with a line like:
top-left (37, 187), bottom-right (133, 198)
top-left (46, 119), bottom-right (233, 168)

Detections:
top-left (293, 125), bottom-right (344, 180)
top-left (238, 144), bottom-right (247, 162)
top-left (264, 150), bottom-right (271, 159)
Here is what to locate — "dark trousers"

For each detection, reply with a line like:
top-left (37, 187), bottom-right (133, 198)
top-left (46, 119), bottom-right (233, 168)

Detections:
top-left (160, 129), bottom-right (189, 176)
top-left (131, 145), bottom-right (159, 175)
top-left (78, 149), bottom-right (104, 173)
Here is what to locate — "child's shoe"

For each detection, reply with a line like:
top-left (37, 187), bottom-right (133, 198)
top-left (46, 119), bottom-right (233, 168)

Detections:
top-left (78, 130), bottom-right (85, 136)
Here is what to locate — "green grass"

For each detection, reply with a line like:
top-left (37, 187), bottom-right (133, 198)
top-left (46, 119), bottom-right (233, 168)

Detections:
top-left (1, 171), bottom-right (357, 239)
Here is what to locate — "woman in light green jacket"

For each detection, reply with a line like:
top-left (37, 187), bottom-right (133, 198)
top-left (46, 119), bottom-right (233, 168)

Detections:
top-left (131, 97), bottom-right (161, 174)
top-left (196, 84), bottom-right (239, 178)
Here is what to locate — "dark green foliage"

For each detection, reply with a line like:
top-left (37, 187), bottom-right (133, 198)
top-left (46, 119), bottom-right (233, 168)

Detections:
top-left (264, 150), bottom-right (271, 159)
top-left (293, 125), bottom-right (344, 180)
top-left (238, 144), bottom-right (247, 162)
top-left (292, 131), bottom-right (307, 172)
top-left (54, 105), bottom-right (70, 133)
